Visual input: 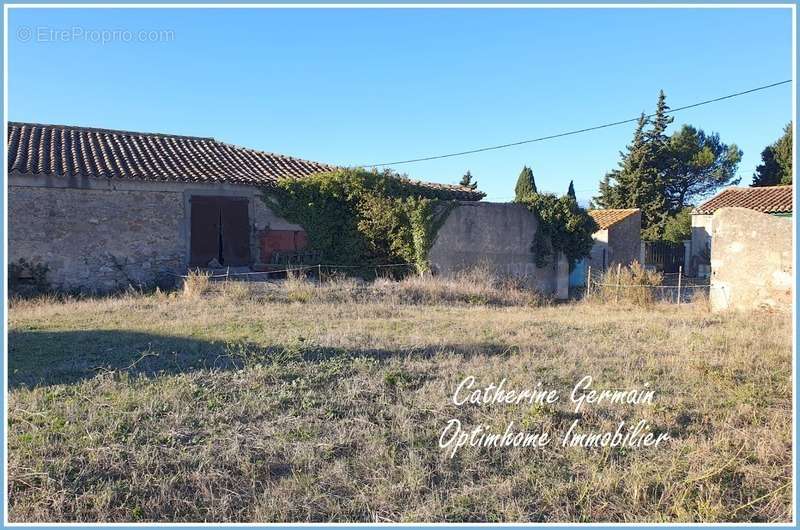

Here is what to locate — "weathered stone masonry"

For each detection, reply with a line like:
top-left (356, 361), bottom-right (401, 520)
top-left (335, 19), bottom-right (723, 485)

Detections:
top-left (9, 173), bottom-right (302, 291)
top-left (10, 184), bottom-right (184, 291)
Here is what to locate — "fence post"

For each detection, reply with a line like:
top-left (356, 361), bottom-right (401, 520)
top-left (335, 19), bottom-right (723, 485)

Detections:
top-left (677, 266), bottom-right (682, 306)
top-left (615, 263), bottom-right (622, 303)
top-left (586, 266), bottom-right (592, 297)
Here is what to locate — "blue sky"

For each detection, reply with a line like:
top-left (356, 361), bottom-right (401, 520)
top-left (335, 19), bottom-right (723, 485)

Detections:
top-left (7, 7), bottom-right (794, 203)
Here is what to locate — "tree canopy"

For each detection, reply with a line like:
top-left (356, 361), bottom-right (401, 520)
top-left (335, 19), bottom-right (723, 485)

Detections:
top-left (752, 122), bottom-right (793, 187)
top-left (663, 125), bottom-right (742, 211)
top-left (459, 170), bottom-right (478, 190)
top-left (592, 110), bottom-right (669, 240)
top-left (592, 90), bottom-right (741, 240)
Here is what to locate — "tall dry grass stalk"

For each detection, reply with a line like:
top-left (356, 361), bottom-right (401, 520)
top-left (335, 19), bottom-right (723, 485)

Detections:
top-left (283, 269), bottom-right (317, 303)
top-left (181, 269), bottom-right (212, 299)
top-left (375, 264), bottom-right (547, 307)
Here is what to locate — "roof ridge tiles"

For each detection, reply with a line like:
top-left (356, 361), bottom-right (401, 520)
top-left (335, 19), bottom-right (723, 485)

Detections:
top-left (8, 121), bottom-right (216, 142)
top-left (7, 121), bottom-right (485, 200)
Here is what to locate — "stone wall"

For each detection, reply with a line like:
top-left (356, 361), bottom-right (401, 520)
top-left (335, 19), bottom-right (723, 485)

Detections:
top-left (709, 207), bottom-right (792, 312)
top-left (428, 202), bottom-right (568, 298)
top-left (607, 211), bottom-right (641, 267)
top-left (10, 185), bottom-right (185, 292)
top-left (689, 213), bottom-right (713, 276)
top-left (9, 174), bottom-right (300, 292)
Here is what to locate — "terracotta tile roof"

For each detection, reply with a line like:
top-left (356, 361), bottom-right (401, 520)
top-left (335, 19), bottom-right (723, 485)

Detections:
top-left (588, 208), bottom-right (640, 230)
top-left (7, 122), bottom-right (484, 200)
top-left (692, 185), bottom-right (793, 215)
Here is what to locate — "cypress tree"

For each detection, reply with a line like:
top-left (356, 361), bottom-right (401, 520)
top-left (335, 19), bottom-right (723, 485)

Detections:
top-left (648, 90), bottom-right (673, 146)
top-left (567, 180), bottom-right (576, 201)
top-left (637, 91), bottom-right (672, 239)
top-left (514, 166), bottom-right (537, 201)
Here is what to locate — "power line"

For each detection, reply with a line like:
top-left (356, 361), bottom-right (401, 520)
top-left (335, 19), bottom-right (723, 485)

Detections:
top-left (363, 79), bottom-right (792, 167)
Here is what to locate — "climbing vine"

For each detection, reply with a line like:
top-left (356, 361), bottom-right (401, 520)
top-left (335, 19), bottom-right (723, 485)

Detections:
top-left (262, 168), bottom-right (460, 274)
top-left (518, 193), bottom-right (598, 269)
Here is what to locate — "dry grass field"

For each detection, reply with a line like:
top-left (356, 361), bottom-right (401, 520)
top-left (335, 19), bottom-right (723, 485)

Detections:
top-left (7, 273), bottom-right (793, 523)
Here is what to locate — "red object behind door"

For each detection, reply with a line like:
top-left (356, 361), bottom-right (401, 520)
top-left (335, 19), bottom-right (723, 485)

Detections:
top-left (260, 230), bottom-right (308, 263)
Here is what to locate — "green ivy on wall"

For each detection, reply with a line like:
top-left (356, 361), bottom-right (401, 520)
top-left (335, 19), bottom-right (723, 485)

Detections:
top-left (517, 193), bottom-right (598, 269)
top-left (262, 168), bottom-right (459, 275)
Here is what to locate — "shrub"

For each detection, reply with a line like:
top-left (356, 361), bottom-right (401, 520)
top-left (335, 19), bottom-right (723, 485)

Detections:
top-left (587, 261), bottom-right (662, 306)
top-left (9, 258), bottom-right (51, 297)
top-left (663, 207), bottom-right (692, 243)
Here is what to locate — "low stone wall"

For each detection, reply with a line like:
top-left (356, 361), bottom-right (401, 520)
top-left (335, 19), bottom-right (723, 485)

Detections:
top-left (428, 202), bottom-right (568, 298)
top-left (710, 207), bottom-right (792, 312)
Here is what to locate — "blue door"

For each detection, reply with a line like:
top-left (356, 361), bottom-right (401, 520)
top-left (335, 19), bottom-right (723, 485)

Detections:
top-left (569, 258), bottom-right (586, 287)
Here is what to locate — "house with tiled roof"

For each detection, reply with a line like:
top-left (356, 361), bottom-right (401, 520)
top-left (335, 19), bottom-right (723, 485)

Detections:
top-left (568, 208), bottom-right (641, 287)
top-left (7, 121), bottom-right (483, 291)
top-left (587, 208), bottom-right (642, 271)
top-left (689, 185), bottom-right (793, 277)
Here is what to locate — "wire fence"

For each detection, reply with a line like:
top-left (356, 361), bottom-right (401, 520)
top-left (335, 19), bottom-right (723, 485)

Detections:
top-left (583, 265), bottom-right (712, 304)
top-left (173, 261), bottom-right (713, 305)
top-left (171, 263), bottom-right (417, 282)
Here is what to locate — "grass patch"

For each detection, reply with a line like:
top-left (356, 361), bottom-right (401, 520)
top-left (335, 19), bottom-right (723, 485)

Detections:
top-left (7, 277), bottom-right (792, 523)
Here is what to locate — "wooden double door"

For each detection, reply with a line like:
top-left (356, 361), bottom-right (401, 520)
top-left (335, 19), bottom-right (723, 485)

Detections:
top-left (190, 196), bottom-right (251, 267)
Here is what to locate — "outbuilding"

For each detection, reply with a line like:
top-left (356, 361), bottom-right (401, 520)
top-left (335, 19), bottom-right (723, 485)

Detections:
top-left (586, 208), bottom-right (642, 272)
top-left (690, 185), bottom-right (793, 277)
top-left (568, 208), bottom-right (641, 288)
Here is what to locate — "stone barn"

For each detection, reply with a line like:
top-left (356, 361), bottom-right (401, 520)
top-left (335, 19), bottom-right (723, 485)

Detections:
top-left (7, 122), bottom-right (481, 292)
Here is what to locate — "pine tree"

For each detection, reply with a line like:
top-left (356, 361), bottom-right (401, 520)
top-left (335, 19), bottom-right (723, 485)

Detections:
top-left (753, 122), bottom-right (793, 186)
top-left (648, 90), bottom-right (674, 147)
top-left (459, 170), bottom-right (478, 190)
top-left (594, 113), bottom-right (648, 209)
top-left (514, 166), bottom-right (537, 201)
top-left (592, 92), bottom-right (675, 240)
top-left (590, 172), bottom-right (619, 209)
top-left (662, 125), bottom-right (741, 211)
top-left (567, 180), bottom-right (576, 201)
